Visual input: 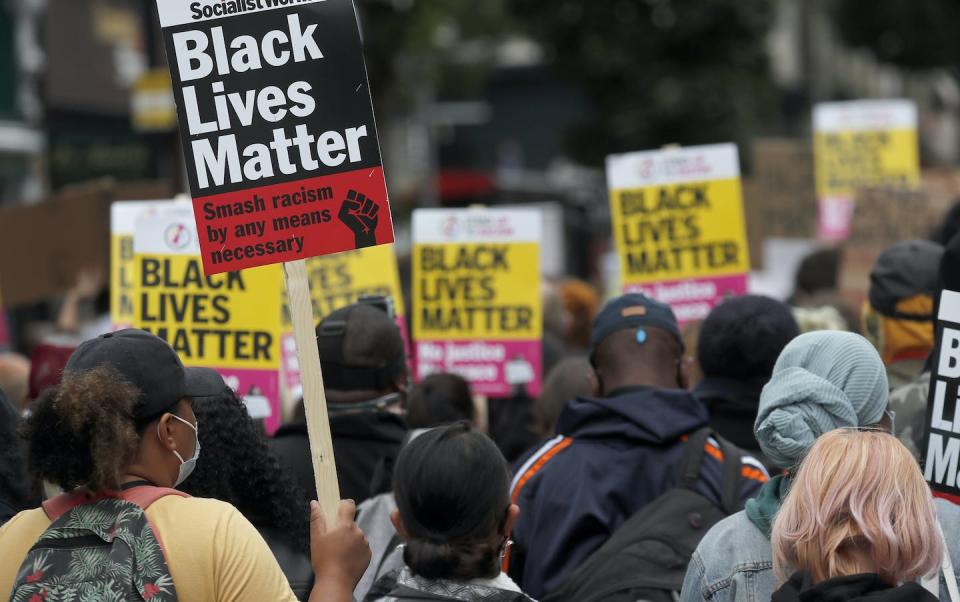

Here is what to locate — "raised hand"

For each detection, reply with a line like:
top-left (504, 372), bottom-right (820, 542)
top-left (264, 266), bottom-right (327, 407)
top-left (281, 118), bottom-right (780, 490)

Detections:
top-left (308, 500), bottom-right (371, 602)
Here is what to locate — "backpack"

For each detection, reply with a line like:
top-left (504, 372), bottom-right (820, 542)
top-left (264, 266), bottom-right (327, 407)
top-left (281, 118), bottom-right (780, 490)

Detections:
top-left (542, 428), bottom-right (743, 602)
top-left (10, 485), bottom-right (187, 602)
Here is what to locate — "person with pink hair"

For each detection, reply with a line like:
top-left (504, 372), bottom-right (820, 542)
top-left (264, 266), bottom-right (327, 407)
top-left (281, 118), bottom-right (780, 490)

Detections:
top-left (682, 331), bottom-right (960, 602)
top-left (772, 429), bottom-right (947, 601)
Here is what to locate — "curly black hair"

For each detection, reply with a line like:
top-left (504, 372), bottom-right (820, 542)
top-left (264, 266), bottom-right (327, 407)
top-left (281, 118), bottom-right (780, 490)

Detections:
top-left (21, 366), bottom-right (141, 494)
top-left (0, 389), bottom-right (31, 517)
top-left (178, 387), bottom-right (310, 554)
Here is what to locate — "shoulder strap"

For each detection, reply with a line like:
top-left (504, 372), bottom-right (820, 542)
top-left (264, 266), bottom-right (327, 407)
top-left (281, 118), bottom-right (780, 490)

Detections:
top-left (42, 486), bottom-right (189, 522)
top-left (714, 435), bottom-right (743, 515)
top-left (42, 490), bottom-right (91, 522)
top-left (120, 485), bottom-right (189, 510)
top-left (676, 428), bottom-right (743, 514)
top-left (677, 428), bottom-right (712, 489)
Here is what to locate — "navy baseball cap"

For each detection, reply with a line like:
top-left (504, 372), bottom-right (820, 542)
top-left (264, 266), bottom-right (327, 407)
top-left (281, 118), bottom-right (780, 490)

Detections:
top-left (64, 329), bottom-right (225, 420)
top-left (589, 294), bottom-right (682, 364)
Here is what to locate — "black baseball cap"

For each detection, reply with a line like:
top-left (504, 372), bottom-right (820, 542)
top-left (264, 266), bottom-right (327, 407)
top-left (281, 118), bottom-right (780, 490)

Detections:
top-left (316, 302), bottom-right (406, 391)
top-left (869, 240), bottom-right (943, 320)
top-left (64, 329), bottom-right (225, 420)
top-left (589, 293), bottom-right (682, 365)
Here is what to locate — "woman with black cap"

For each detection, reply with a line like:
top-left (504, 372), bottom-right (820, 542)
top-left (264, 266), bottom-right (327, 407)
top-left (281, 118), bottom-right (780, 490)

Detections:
top-left (0, 329), bottom-right (370, 602)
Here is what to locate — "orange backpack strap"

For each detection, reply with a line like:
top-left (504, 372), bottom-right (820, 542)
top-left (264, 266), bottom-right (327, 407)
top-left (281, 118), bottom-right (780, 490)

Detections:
top-left (118, 485), bottom-right (190, 560)
top-left (42, 490), bottom-right (93, 522)
top-left (42, 486), bottom-right (190, 521)
top-left (41, 486), bottom-right (190, 563)
top-left (119, 485), bottom-right (190, 510)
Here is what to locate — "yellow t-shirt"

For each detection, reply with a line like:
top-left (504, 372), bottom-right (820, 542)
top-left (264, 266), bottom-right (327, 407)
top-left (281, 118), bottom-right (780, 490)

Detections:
top-left (0, 496), bottom-right (299, 602)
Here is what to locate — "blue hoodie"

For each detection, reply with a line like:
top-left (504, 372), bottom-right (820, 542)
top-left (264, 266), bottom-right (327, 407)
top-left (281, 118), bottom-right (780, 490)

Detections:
top-left (507, 386), bottom-right (768, 599)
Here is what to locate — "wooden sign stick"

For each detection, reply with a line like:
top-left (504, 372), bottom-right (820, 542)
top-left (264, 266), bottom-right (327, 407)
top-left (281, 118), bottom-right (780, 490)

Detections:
top-left (283, 259), bottom-right (340, 523)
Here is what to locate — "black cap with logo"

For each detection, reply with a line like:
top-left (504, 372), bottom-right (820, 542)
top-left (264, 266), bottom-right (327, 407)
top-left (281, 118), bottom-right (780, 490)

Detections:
top-left (65, 329), bottom-right (226, 420)
top-left (589, 293), bottom-right (682, 365)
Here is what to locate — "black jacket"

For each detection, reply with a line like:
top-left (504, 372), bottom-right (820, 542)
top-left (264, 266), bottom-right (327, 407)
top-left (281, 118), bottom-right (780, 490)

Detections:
top-left (508, 387), bottom-right (768, 598)
top-left (258, 526), bottom-right (314, 601)
top-left (0, 390), bottom-right (34, 527)
top-left (270, 408), bottom-right (408, 504)
top-left (772, 572), bottom-right (937, 602)
top-left (693, 376), bottom-right (773, 470)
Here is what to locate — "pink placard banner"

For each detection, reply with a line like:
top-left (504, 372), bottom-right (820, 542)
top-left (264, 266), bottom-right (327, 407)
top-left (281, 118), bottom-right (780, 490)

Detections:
top-left (415, 339), bottom-right (542, 398)
top-left (624, 274), bottom-right (748, 324)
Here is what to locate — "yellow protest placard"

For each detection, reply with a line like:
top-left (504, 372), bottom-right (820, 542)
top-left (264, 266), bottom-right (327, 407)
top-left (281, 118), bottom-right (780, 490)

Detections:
top-left (414, 243), bottom-right (541, 340)
top-left (813, 100), bottom-right (919, 241)
top-left (282, 245), bottom-right (406, 329)
top-left (135, 255), bottom-right (281, 370)
top-left (110, 201), bottom-right (177, 330)
top-left (132, 205), bottom-right (284, 431)
top-left (412, 209), bottom-right (543, 397)
top-left (606, 144), bottom-right (750, 323)
top-left (280, 244), bottom-right (406, 394)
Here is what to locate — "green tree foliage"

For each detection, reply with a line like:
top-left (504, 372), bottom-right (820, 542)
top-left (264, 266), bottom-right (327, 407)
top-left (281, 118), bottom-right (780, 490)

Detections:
top-left (834, 0), bottom-right (960, 70)
top-left (357, 0), bottom-right (511, 108)
top-left (511, 0), bottom-right (775, 166)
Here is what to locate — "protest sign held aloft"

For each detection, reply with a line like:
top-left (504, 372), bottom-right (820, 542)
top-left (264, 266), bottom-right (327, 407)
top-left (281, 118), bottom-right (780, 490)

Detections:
top-left (413, 208), bottom-right (543, 398)
top-left (157, 0), bottom-right (393, 275)
top-left (813, 100), bottom-right (919, 241)
top-left (132, 204), bottom-right (284, 432)
top-left (156, 0), bottom-right (398, 520)
top-left (923, 290), bottom-right (960, 503)
top-left (606, 143), bottom-right (751, 324)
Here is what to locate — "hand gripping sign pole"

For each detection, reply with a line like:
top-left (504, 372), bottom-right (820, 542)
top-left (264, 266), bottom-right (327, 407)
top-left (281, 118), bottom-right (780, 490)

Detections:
top-left (284, 260), bottom-right (340, 518)
top-left (155, 0), bottom-right (395, 523)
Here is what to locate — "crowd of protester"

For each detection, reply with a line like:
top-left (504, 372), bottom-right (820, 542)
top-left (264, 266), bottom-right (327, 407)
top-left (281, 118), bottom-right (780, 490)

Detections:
top-left (1, 217), bottom-right (960, 601)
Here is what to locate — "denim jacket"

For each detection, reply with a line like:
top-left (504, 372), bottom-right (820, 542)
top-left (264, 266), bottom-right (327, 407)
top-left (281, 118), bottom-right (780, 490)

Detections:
top-left (681, 499), bottom-right (960, 602)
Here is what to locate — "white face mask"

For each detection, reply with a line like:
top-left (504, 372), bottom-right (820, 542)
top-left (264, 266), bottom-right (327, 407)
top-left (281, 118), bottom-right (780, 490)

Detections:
top-left (157, 414), bottom-right (200, 487)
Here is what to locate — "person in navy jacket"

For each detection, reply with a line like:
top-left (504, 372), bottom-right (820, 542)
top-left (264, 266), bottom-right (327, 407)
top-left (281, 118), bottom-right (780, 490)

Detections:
top-left (506, 294), bottom-right (768, 599)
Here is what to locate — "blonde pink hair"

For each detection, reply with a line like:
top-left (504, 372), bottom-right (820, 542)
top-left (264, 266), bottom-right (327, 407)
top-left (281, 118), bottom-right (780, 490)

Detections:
top-left (772, 429), bottom-right (942, 585)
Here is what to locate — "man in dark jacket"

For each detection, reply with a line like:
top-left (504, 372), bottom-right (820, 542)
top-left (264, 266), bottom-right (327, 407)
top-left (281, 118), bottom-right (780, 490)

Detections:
top-left (271, 301), bottom-right (409, 505)
top-left (507, 294), bottom-right (769, 598)
top-left (694, 295), bottom-right (799, 471)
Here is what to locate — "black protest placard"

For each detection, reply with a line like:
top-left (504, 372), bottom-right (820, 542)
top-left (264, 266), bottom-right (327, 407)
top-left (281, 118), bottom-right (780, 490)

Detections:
top-left (157, 0), bottom-right (393, 275)
top-left (922, 290), bottom-right (960, 503)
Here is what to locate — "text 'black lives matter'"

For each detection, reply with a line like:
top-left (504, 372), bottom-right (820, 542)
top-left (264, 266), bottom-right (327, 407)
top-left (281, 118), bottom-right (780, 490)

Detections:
top-left (923, 289), bottom-right (960, 500)
top-left (157, 0), bottom-right (393, 274)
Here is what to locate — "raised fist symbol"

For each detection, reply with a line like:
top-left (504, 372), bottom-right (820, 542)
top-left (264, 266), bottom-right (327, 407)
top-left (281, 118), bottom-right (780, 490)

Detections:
top-left (339, 190), bottom-right (380, 248)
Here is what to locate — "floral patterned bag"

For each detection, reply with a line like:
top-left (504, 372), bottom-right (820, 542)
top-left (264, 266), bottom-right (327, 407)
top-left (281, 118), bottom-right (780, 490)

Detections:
top-left (9, 486), bottom-right (185, 602)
